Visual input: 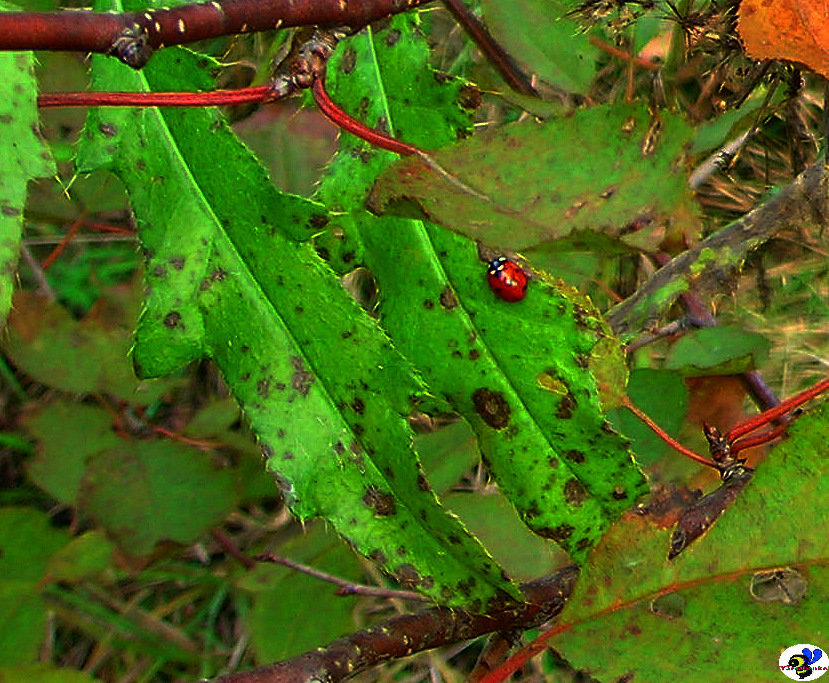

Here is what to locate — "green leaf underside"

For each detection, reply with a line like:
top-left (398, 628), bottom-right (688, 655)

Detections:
top-left (554, 403), bottom-right (829, 681)
top-left (0, 28), bottom-right (55, 325)
top-left (479, 0), bottom-right (600, 94)
top-left (75, 2), bottom-right (518, 608)
top-left (319, 18), bottom-right (647, 560)
top-left (367, 104), bottom-right (699, 253)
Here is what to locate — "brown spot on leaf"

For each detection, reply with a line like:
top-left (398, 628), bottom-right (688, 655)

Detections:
top-left (363, 485), bottom-right (396, 516)
top-left (385, 28), bottom-right (401, 46)
top-left (472, 388), bottom-right (511, 429)
top-left (351, 397), bottom-right (365, 415)
top-left (556, 394), bottom-right (576, 419)
top-left (290, 356), bottom-right (315, 396)
top-left (537, 524), bottom-right (574, 542)
top-left (163, 311), bottom-right (181, 328)
top-left (439, 286), bottom-right (458, 310)
top-left (169, 256), bottom-right (185, 270)
top-left (256, 379), bottom-right (270, 398)
top-left (564, 449), bottom-right (585, 464)
top-left (564, 479), bottom-right (588, 506)
top-left (340, 47), bottom-right (356, 74)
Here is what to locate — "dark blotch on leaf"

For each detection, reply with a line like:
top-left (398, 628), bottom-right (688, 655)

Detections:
top-left (369, 549), bottom-right (386, 565)
top-left (423, 299), bottom-right (434, 310)
top-left (416, 473), bottom-right (431, 491)
top-left (612, 486), bottom-right (627, 500)
top-left (257, 379), bottom-right (270, 398)
top-left (169, 257), bottom-right (185, 270)
top-left (564, 449), bottom-right (585, 464)
top-left (537, 524), bottom-right (574, 542)
top-left (393, 563), bottom-right (421, 589)
top-left (98, 122), bottom-right (118, 137)
top-left (340, 47), bottom-right (356, 74)
top-left (351, 397), bottom-right (365, 415)
top-left (290, 356), bottom-right (315, 396)
top-left (261, 444), bottom-right (273, 459)
top-left (564, 479), bottom-right (588, 506)
top-left (163, 311), bottom-right (181, 328)
top-left (1, 205), bottom-right (21, 217)
top-left (439, 286), bottom-right (458, 310)
top-left (385, 28), bottom-right (401, 46)
top-left (472, 388), bottom-right (511, 429)
top-left (469, 349), bottom-right (480, 361)
top-left (363, 485), bottom-right (396, 516)
top-left (333, 441), bottom-right (346, 455)
top-left (556, 394), bottom-right (576, 419)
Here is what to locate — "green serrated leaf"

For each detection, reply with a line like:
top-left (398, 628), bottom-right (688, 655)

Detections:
top-left (0, 508), bottom-right (69, 666)
top-left (479, 0), bottom-right (599, 93)
top-left (24, 400), bottom-right (122, 506)
top-left (368, 104), bottom-right (699, 252)
top-left (79, 439), bottom-right (238, 556)
top-left (74, 5), bottom-right (518, 607)
top-left (2, 291), bottom-right (176, 402)
top-left (665, 326), bottom-right (771, 376)
top-left (0, 30), bottom-right (55, 325)
top-left (320, 19), bottom-right (647, 561)
top-left (554, 401), bottom-right (829, 681)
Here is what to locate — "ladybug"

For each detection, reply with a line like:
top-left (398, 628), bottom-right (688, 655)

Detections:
top-left (486, 256), bottom-right (528, 302)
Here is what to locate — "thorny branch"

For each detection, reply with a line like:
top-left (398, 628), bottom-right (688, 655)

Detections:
top-left (607, 160), bottom-right (829, 336)
top-left (213, 566), bottom-right (579, 683)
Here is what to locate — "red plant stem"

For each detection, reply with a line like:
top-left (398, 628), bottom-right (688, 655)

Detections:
top-left (621, 395), bottom-right (718, 468)
top-left (40, 213), bottom-right (84, 270)
top-left (729, 422), bottom-right (789, 457)
top-left (38, 85), bottom-right (274, 108)
top-left (0, 0), bottom-right (433, 60)
top-left (725, 376), bottom-right (829, 442)
top-left (311, 76), bottom-right (421, 156)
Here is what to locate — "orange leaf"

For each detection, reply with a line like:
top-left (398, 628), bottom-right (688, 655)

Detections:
top-left (738, 0), bottom-right (829, 78)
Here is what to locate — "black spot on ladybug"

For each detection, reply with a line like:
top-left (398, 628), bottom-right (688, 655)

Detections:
top-left (385, 28), bottom-right (401, 46)
top-left (564, 449), bottom-right (585, 464)
top-left (351, 397), bottom-right (365, 415)
top-left (423, 299), bottom-right (434, 310)
top-left (469, 349), bottom-right (480, 361)
top-left (439, 286), bottom-right (458, 310)
top-left (169, 256), bottom-right (185, 270)
top-left (257, 379), bottom-right (270, 398)
top-left (556, 394), bottom-right (576, 419)
top-left (290, 356), bottom-right (315, 396)
top-left (340, 47), bottom-right (356, 74)
top-left (333, 441), bottom-right (346, 455)
top-left (363, 485), bottom-right (396, 516)
top-left (163, 311), bottom-right (181, 328)
top-left (612, 486), bottom-right (627, 500)
top-left (564, 479), bottom-right (588, 506)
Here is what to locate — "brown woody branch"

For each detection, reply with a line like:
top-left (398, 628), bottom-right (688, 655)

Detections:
top-left (0, 0), bottom-right (432, 67)
top-left (214, 566), bottom-right (578, 682)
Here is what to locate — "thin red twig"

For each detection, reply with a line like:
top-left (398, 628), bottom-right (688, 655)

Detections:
top-left (725, 376), bottom-right (829, 442)
top-left (311, 75), bottom-right (421, 156)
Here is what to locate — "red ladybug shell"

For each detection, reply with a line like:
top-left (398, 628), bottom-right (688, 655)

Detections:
top-left (486, 257), bottom-right (528, 302)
